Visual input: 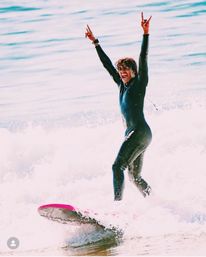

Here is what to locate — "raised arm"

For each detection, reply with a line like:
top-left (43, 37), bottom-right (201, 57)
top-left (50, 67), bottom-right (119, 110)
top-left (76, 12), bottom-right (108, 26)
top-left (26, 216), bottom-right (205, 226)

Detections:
top-left (85, 25), bottom-right (121, 85)
top-left (138, 12), bottom-right (152, 85)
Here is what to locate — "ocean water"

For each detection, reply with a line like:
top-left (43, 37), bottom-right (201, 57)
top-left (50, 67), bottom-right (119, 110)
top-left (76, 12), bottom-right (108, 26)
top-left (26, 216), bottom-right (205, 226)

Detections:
top-left (0, 0), bottom-right (206, 255)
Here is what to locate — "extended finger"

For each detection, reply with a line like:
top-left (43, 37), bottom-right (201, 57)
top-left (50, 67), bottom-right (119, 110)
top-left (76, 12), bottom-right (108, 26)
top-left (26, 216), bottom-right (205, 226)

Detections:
top-left (141, 12), bottom-right (144, 22)
top-left (147, 15), bottom-right (152, 23)
top-left (87, 24), bottom-right (92, 33)
top-left (145, 16), bottom-right (152, 26)
top-left (85, 26), bottom-right (90, 35)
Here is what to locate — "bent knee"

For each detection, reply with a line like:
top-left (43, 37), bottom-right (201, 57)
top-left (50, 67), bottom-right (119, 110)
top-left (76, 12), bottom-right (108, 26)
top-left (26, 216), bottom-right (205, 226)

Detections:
top-left (112, 159), bottom-right (127, 174)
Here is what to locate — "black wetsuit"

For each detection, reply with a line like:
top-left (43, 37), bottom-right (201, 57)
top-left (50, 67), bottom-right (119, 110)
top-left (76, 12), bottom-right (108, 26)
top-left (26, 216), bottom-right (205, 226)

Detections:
top-left (95, 34), bottom-right (152, 200)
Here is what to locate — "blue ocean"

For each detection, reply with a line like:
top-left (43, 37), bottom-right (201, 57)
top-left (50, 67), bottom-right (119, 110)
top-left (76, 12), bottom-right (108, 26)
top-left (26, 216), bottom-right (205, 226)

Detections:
top-left (0, 0), bottom-right (206, 255)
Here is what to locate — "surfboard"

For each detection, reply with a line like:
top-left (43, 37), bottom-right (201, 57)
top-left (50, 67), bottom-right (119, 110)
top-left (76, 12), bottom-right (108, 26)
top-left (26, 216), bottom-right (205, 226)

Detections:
top-left (38, 203), bottom-right (124, 249)
top-left (38, 203), bottom-right (105, 228)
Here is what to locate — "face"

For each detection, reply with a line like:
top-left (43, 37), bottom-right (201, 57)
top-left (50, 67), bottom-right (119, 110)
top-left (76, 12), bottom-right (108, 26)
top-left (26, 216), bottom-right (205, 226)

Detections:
top-left (118, 66), bottom-right (134, 84)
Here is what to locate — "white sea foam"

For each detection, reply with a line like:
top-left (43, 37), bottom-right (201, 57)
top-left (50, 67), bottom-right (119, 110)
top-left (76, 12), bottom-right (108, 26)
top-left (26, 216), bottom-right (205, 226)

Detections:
top-left (0, 106), bottom-right (206, 253)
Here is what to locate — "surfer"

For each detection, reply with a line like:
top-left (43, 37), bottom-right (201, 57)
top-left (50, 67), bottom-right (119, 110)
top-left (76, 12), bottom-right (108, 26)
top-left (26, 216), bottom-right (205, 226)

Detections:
top-left (85, 12), bottom-right (152, 201)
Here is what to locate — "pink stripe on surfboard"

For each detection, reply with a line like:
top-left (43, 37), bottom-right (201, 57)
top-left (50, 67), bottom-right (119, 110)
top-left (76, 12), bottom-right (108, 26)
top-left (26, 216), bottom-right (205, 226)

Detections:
top-left (38, 203), bottom-right (76, 212)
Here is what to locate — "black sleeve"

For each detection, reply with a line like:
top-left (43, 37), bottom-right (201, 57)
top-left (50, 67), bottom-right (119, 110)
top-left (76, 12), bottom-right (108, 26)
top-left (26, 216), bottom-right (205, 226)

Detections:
top-left (138, 34), bottom-right (149, 86)
top-left (95, 44), bottom-right (121, 86)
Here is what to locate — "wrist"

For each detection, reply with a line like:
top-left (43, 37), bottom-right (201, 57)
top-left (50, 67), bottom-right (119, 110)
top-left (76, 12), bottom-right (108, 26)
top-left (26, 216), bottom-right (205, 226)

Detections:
top-left (143, 31), bottom-right (149, 35)
top-left (92, 38), bottom-right (99, 46)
